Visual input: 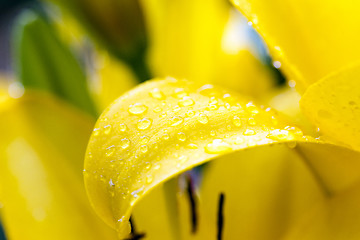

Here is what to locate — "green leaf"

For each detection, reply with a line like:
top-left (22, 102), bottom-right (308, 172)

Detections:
top-left (12, 10), bottom-right (97, 117)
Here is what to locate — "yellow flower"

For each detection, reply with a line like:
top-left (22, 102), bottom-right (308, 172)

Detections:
top-left (83, 1), bottom-right (360, 240)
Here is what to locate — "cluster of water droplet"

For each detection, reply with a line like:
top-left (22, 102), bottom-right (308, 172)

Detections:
top-left (85, 79), bottom-right (305, 221)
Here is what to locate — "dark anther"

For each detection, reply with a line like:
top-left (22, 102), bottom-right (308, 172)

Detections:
top-left (124, 216), bottom-right (146, 240)
top-left (186, 175), bottom-right (198, 234)
top-left (217, 192), bottom-right (225, 240)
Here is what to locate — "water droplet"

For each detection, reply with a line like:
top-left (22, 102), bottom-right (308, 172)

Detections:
top-left (145, 163), bottom-right (152, 170)
top-left (232, 116), bottom-right (242, 127)
top-left (272, 61), bottom-right (281, 69)
top-left (170, 116), bottom-right (184, 126)
top-left (174, 88), bottom-right (188, 98)
top-left (128, 103), bottom-right (148, 115)
top-left (104, 125), bottom-right (112, 135)
top-left (248, 118), bottom-right (256, 126)
top-left (119, 123), bottom-right (127, 132)
top-left (109, 179), bottom-right (115, 187)
top-left (93, 128), bottom-right (100, 136)
top-left (163, 134), bottom-right (170, 140)
top-left (186, 110), bottom-right (195, 117)
top-left (197, 113), bottom-right (209, 124)
top-left (235, 136), bottom-right (244, 145)
top-left (177, 132), bottom-right (187, 141)
top-left (149, 88), bottom-right (165, 100)
top-left (267, 129), bottom-right (295, 141)
top-left (105, 145), bottom-right (115, 157)
top-left (140, 136), bottom-right (150, 144)
top-left (187, 143), bottom-right (198, 149)
top-left (246, 102), bottom-right (259, 114)
top-left (146, 175), bottom-right (153, 184)
top-left (154, 164), bottom-right (161, 170)
top-left (153, 106), bottom-right (162, 113)
top-left (160, 112), bottom-right (167, 118)
top-left (173, 105), bottom-right (182, 112)
top-left (205, 139), bottom-right (232, 154)
top-left (179, 96), bottom-right (195, 107)
top-left (178, 155), bottom-right (188, 163)
top-left (120, 138), bottom-right (131, 149)
top-left (137, 118), bottom-right (152, 130)
top-left (243, 129), bottom-right (256, 136)
top-left (140, 145), bottom-right (148, 153)
top-left (210, 130), bottom-right (216, 136)
top-left (198, 84), bottom-right (216, 96)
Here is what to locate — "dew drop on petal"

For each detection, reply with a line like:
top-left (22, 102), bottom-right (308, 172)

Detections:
top-left (177, 132), bottom-right (187, 141)
top-left (140, 145), bottom-right (148, 153)
top-left (140, 136), bottom-right (150, 144)
top-left (205, 139), bottom-right (232, 154)
top-left (104, 125), bottom-right (112, 135)
top-left (232, 116), bottom-right (242, 127)
top-left (197, 113), bottom-right (209, 124)
top-left (120, 138), bottom-right (131, 149)
top-left (149, 88), bottom-right (165, 100)
top-left (137, 118), bottom-right (152, 130)
top-left (119, 123), bottom-right (127, 132)
top-left (93, 128), bottom-right (100, 136)
top-left (105, 145), bottom-right (115, 157)
top-left (128, 103), bottom-right (148, 115)
top-left (146, 175), bottom-right (153, 184)
top-left (243, 129), bottom-right (256, 136)
top-left (153, 106), bottom-right (162, 113)
top-left (186, 110), bottom-right (195, 117)
top-left (267, 129), bottom-right (295, 141)
top-left (179, 96), bottom-right (195, 107)
top-left (248, 118), bottom-right (256, 126)
top-left (170, 116), bottom-right (184, 126)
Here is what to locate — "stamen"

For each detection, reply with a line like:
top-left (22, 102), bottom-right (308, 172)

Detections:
top-left (186, 175), bottom-right (198, 234)
top-left (217, 193), bottom-right (225, 240)
top-left (124, 216), bottom-right (146, 240)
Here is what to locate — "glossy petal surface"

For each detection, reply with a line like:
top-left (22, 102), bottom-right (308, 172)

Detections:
top-left (85, 78), bottom-right (360, 238)
top-left (231, 0), bottom-right (360, 89)
top-left (301, 64), bottom-right (360, 151)
top-left (0, 92), bottom-right (116, 240)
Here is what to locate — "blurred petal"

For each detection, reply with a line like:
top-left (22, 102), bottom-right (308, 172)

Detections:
top-left (231, 0), bottom-right (360, 89)
top-left (133, 144), bottom-right (325, 239)
top-left (284, 181), bottom-right (360, 240)
top-left (142, 0), bottom-right (276, 96)
top-left (91, 51), bottom-right (138, 112)
top-left (0, 92), bottom-right (116, 240)
top-left (301, 64), bottom-right (360, 151)
top-left (84, 78), bottom-right (360, 238)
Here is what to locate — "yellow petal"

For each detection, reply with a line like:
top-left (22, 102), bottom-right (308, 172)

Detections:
top-left (91, 50), bottom-right (138, 112)
top-left (84, 78), bottom-right (360, 238)
top-left (300, 64), bottom-right (360, 151)
top-left (142, 0), bottom-right (276, 96)
top-left (132, 144), bottom-right (325, 239)
top-left (284, 181), bottom-right (360, 240)
top-left (0, 92), bottom-right (117, 239)
top-left (231, 0), bottom-right (360, 89)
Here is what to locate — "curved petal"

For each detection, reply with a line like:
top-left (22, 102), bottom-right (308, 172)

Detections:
top-left (284, 181), bottom-right (360, 240)
top-left (141, 0), bottom-right (277, 96)
top-left (231, 0), bottom-right (360, 89)
top-left (84, 78), bottom-right (360, 238)
top-left (0, 92), bottom-right (117, 239)
top-left (132, 144), bottom-right (326, 239)
top-left (300, 64), bottom-right (360, 151)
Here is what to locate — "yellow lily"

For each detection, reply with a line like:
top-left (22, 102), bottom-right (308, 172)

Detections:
top-left (83, 1), bottom-right (360, 240)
